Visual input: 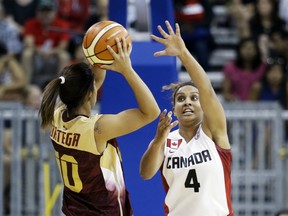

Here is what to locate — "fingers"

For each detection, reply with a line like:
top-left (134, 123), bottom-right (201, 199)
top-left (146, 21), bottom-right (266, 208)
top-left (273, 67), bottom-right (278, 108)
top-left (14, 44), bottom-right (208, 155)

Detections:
top-left (165, 20), bottom-right (175, 36)
top-left (151, 34), bottom-right (166, 43)
top-left (159, 109), bottom-right (167, 121)
top-left (106, 45), bottom-right (116, 57)
top-left (116, 37), bottom-right (123, 55)
top-left (121, 37), bottom-right (127, 53)
top-left (158, 110), bottom-right (174, 130)
top-left (175, 23), bottom-right (181, 36)
top-left (153, 50), bottom-right (166, 57)
top-left (157, 25), bottom-right (169, 39)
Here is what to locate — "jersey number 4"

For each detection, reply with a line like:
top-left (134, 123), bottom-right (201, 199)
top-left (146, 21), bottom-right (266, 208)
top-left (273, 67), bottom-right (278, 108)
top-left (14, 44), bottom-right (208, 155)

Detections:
top-left (185, 169), bottom-right (200, 192)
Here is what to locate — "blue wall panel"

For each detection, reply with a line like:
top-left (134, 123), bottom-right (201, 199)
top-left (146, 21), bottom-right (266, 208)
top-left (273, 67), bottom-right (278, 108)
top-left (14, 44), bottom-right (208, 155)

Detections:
top-left (100, 41), bottom-right (178, 215)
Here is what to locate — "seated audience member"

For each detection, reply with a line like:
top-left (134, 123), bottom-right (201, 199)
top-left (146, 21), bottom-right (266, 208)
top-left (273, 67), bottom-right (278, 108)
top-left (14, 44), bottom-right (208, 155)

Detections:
top-left (249, 0), bottom-right (286, 60)
top-left (3, 0), bottom-right (38, 34)
top-left (21, 0), bottom-right (70, 89)
top-left (85, 0), bottom-right (109, 30)
top-left (228, 0), bottom-right (255, 38)
top-left (0, 40), bottom-right (27, 214)
top-left (250, 61), bottom-right (287, 109)
top-left (0, 42), bottom-right (26, 101)
top-left (21, 84), bottom-right (42, 109)
top-left (173, 0), bottom-right (215, 70)
top-left (0, 3), bottom-right (23, 56)
top-left (268, 31), bottom-right (288, 73)
top-left (56, 0), bottom-right (90, 33)
top-left (222, 37), bottom-right (266, 101)
top-left (68, 35), bottom-right (104, 101)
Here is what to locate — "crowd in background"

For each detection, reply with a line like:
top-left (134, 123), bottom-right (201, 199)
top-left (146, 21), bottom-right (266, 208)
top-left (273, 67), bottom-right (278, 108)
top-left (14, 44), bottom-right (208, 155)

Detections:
top-left (0, 0), bottom-right (287, 111)
top-left (175, 0), bottom-right (288, 111)
top-left (0, 0), bottom-right (108, 108)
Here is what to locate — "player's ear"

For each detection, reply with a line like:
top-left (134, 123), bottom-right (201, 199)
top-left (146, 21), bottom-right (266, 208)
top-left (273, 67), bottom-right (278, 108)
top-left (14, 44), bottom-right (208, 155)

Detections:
top-left (172, 106), bottom-right (176, 117)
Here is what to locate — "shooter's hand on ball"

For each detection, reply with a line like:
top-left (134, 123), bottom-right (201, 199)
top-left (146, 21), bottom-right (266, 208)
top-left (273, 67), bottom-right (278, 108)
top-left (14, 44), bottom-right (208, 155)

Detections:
top-left (100, 37), bottom-right (133, 76)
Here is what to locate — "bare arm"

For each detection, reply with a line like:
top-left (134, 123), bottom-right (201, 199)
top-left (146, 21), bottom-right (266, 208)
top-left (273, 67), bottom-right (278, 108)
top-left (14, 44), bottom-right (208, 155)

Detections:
top-left (140, 110), bottom-right (178, 179)
top-left (151, 21), bottom-right (230, 149)
top-left (1, 56), bottom-right (26, 92)
top-left (222, 76), bottom-right (237, 101)
top-left (95, 37), bottom-right (160, 143)
top-left (91, 66), bottom-right (106, 91)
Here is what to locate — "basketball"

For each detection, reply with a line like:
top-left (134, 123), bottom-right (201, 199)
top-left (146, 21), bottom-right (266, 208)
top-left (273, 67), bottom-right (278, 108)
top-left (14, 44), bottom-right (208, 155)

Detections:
top-left (82, 20), bottom-right (132, 67)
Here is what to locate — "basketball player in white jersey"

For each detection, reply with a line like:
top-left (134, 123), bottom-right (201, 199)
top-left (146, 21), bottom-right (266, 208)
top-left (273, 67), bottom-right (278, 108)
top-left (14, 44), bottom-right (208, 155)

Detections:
top-left (140, 21), bottom-right (234, 216)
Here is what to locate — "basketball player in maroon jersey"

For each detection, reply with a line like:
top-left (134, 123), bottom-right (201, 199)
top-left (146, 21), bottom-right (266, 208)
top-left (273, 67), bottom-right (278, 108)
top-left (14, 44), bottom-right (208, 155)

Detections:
top-left (39, 37), bottom-right (160, 216)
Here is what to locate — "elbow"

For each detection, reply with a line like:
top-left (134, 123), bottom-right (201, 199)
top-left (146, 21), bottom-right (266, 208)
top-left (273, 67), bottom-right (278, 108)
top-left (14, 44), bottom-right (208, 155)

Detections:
top-left (146, 106), bottom-right (161, 123)
top-left (139, 170), bottom-right (153, 180)
top-left (139, 162), bottom-right (155, 180)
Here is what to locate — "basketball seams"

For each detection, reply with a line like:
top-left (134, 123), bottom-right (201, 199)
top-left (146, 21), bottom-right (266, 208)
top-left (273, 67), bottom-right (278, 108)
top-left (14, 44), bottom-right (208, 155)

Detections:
top-left (82, 21), bottom-right (132, 67)
top-left (85, 23), bottom-right (121, 57)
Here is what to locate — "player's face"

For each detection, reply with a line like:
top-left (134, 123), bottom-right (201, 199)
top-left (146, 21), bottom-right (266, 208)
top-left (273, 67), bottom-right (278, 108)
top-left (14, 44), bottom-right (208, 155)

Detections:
top-left (173, 85), bottom-right (203, 126)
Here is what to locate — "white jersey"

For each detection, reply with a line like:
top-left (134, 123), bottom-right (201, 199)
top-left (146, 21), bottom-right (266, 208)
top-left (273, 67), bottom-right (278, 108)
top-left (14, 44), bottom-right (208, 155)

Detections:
top-left (161, 126), bottom-right (233, 216)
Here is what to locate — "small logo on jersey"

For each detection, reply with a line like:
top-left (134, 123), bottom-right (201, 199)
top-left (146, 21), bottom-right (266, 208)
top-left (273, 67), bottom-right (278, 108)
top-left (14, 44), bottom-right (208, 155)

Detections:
top-left (167, 139), bottom-right (182, 153)
top-left (195, 128), bottom-right (200, 140)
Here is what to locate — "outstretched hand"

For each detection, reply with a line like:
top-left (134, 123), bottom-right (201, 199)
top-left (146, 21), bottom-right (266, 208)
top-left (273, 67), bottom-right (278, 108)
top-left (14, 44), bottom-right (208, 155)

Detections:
top-left (100, 37), bottom-right (133, 74)
top-left (154, 110), bottom-right (178, 144)
top-left (151, 20), bottom-right (186, 57)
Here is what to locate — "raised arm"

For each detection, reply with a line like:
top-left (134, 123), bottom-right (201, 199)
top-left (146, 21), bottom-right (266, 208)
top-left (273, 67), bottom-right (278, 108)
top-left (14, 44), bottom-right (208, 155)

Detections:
top-left (140, 110), bottom-right (178, 179)
top-left (95, 37), bottom-right (160, 143)
top-left (152, 21), bottom-right (230, 149)
top-left (91, 66), bottom-right (106, 91)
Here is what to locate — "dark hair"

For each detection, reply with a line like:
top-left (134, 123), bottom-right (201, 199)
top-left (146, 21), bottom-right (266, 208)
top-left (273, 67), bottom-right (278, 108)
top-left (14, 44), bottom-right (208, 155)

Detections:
top-left (235, 37), bottom-right (262, 70)
top-left (0, 41), bottom-right (8, 57)
top-left (162, 81), bottom-right (196, 105)
top-left (39, 62), bottom-right (94, 129)
top-left (262, 61), bottom-right (287, 108)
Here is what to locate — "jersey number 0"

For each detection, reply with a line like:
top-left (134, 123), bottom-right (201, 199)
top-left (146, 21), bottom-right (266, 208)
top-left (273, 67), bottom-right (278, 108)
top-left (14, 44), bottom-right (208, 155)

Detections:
top-left (55, 152), bottom-right (83, 193)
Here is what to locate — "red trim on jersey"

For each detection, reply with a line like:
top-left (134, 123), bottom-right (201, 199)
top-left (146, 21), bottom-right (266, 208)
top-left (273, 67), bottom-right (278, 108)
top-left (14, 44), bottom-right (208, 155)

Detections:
top-left (160, 164), bottom-right (170, 215)
top-left (216, 145), bottom-right (234, 216)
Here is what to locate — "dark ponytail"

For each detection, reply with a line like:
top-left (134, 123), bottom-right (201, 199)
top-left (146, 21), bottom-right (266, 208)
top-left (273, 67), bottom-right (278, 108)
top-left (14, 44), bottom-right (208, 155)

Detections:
top-left (39, 62), bottom-right (94, 129)
top-left (39, 78), bottom-right (62, 129)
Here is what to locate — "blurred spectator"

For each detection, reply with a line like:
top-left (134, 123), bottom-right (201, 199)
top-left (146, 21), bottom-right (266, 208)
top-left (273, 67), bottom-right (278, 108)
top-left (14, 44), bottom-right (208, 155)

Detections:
top-left (56, 0), bottom-right (90, 33)
top-left (250, 61), bottom-right (288, 109)
top-left (68, 35), bottom-right (87, 64)
top-left (0, 42), bottom-right (26, 101)
top-left (21, 84), bottom-right (42, 109)
top-left (68, 35), bottom-right (104, 101)
top-left (2, 0), bottom-right (38, 34)
top-left (173, 0), bottom-right (214, 70)
top-left (268, 30), bottom-right (288, 73)
top-left (228, 0), bottom-right (255, 38)
top-left (278, 0), bottom-right (288, 26)
top-left (276, 209), bottom-right (288, 216)
top-left (0, 40), bottom-right (27, 214)
top-left (222, 37), bottom-right (266, 101)
top-left (250, 0), bottom-right (286, 60)
top-left (21, 0), bottom-right (70, 89)
top-left (85, 0), bottom-right (109, 30)
top-left (0, 3), bottom-right (23, 56)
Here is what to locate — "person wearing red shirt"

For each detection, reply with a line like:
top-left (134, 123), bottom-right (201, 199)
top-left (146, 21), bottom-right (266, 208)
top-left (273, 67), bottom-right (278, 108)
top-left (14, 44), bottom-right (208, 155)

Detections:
top-left (21, 0), bottom-right (70, 89)
top-left (56, 0), bottom-right (90, 33)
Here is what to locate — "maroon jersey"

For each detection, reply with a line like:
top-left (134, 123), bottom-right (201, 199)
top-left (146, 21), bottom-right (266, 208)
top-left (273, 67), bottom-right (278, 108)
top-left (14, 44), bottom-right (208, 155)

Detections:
top-left (50, 105), bottom-right (133, 216)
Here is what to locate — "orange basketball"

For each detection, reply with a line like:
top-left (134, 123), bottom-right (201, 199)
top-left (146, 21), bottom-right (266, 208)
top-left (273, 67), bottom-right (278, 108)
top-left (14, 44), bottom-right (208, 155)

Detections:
top-left (82, 20), bottom-right (132, 67)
